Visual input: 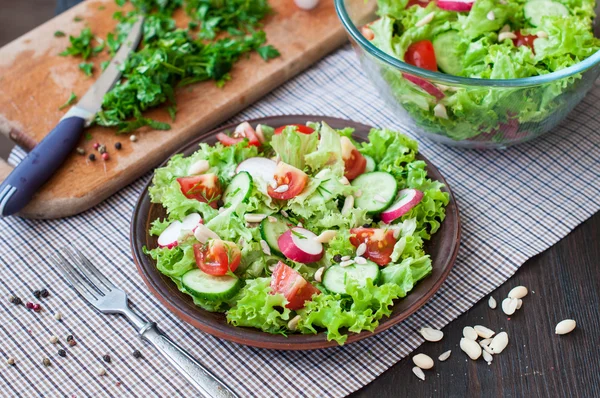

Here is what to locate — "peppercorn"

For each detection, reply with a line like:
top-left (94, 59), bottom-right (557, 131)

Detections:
top-left (102, 153), bottom-right (109, 161)
top-left (362, 223), bottom-right (371, 228)
top-left (49, 336), bottom-right (58, 344)
top-left (33, 290), bottom-right (41, 299)
top-left (333, 254), bottom-right (342, 263)
top-left (114, 142), bottom-right (122, 150)
top-left (129, 134), bottom-right (137, 142)
top-left (57, 349), bottom-right (66, 358)
top-left (25, 302), bottom-right (34, 309)
top-left (8, 296), bottom-right (17, 304)
top-left (40, 289), bottom-right (49, 298)
top-left (93, 142), bottom-right (100, 150)
top-left (89, 153), bottom-right (96, 161)
top-left (42, 358), bottom-right (51, 367)
top-left (13, 297), bottom-right (22, 305)
top-left (102, 354), bottom-right (111, 363)
top-left (76, 147), bottom-right (85, 155)
top-left (98, 144), bottom-right (107, 154)
top-left (97, 367), bottom-right (106, 376)
top-left (68, 340), bottom-right (77, 347)
top-left (132, 350), bottom-right (142, 359)
top-left (54, 312), bottom-right (62, 321)
top-left (6, 357), bottom-right (15, 366)
top-left (217, 199), bottom-right (224, 208)
top-left (32, 304), bottom-right (41, 312)
top-left (66, 335), bottom-right (74, 342)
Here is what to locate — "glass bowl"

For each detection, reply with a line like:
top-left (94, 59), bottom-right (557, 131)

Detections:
top-left (335, 0), bottom-right (600, 149)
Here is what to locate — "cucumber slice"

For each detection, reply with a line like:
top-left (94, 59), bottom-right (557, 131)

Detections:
top-left (322, 261), bottom-right (380, 295)
top-left (433, 31), bottom-right (464, 76)
top-left (259, 215), bottom-right (290, 256)
top-left (181, 269), bottom-right (242, 300)
top-left (351, 172), bottom-right (398, 214)
top-left (223, 171), bottom-right (252, 205)
top-left (524, 0), bottom-right (569, 27)
top-left (364, 154), bottom-right (376, 172)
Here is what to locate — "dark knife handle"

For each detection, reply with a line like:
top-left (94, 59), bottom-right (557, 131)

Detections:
top-left (0, 116), bottom-right (85, 216)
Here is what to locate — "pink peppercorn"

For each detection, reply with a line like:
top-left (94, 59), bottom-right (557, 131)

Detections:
top-left (102, 153), bottom-right (109, 161)
top-left (25, 302), bottom-right (34, 309)
top-left (33, 304), bottom-right (41, 312)
top-left (93, 142), bottom-right (100, 150)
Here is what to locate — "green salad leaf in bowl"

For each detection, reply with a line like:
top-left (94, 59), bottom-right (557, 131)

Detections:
top-left (145, 121), bottom-right (449, 345)
top-left (336, 0), bottom-right (600, 148)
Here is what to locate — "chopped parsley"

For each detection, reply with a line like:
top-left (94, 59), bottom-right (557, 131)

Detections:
top-left (79, 62), bottom-right (94, 76)
top-left (58, 92), bottom-right (78, 110)
top-left (54, 30), bottom-right (66, 37)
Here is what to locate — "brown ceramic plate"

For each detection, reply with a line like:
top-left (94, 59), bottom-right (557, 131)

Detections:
top-left (131, 115), bottom-right (461, 350)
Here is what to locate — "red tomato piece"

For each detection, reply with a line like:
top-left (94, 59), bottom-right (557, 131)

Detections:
top-left (343, 149), bottom-right (367, 181)
top-left (406, 0), bottom-right (432, 7)
top-left (193, 240), bottom-right (241, 276)
top-left (349, 228), bottom-right (397, 266)
top-left (361, 26), bottom-right (375, 40)
top-left (405, 40), bottom-right (438, 72)
top-left (512, 32), bottom-right (537, 51)
top-left (270, 261), bottom-right (320, 310)
top-left (177, 174), bottom-right (221, 209)
top-left (216, 122), bottom-right (261, 147)
top-left (273, 124), bottom-right (315, 135)
top-left (267, 162), bottom-right (309, 200)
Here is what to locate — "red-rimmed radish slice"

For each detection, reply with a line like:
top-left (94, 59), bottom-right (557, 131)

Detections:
top-left (278, 228), bottom-right (324, 263)
top-left (157, 221), bottom-right (182, 249)
top-left (437, 0), bottom-right (474, 11)
top-left (181, 213), bottom-right (203, 231)
top-left (381, 189), bottom-right (424, 224)
top-left (236, 157), bottom-right (277, 183)
top-left (403, 74), bottom-right (445, 100)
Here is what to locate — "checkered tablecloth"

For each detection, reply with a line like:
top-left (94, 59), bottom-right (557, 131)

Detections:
top-left (1, 44), bottom-right (599, 398)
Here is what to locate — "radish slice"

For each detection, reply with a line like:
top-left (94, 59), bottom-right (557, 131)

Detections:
top-left (236, 157), bottom-right (277, 183)
top-left (157, 221), bottom-right (182, 249)
top-left (403, 74), bottom-right (445, 100)
top-left (181, 213), bottom-right (203, 231)
top-left (381, 189), bottom-right (424, 224)
top-left (278, 228), bottom-right (324, 263)
top-left (437, 0), bottom-right (474, 11)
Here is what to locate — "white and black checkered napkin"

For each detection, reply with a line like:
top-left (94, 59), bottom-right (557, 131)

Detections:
top-left (2, 45), bottom-right (599, 397)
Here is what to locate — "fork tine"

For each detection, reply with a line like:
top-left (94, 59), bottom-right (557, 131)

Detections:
top-left (61, 247), bottom-right (111, 295)
top-left (52, 252), bottom-right (99, 302)
top-left (71, 248), bottom-right (116, 292)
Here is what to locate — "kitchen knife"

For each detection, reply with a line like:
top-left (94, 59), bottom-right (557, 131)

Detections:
top-left (0, 17), bottom-right (144, 217)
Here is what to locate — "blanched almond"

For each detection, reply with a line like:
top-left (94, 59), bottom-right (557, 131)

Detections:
top-left (489, 332), bottom-right (509, 354)
top-left (438, 350), bottom-right (451, 362)
top-left (412, 353), bottom-right (434, 370)
top-left (463, 326), bottom-right (478, 341)
top-left (474, 325), bottom-right (495, 339)
top-left (555, 319), bottom-right (576, 335)
top-left (412, 366), bottom-right (425, 381)
top-left (460, 338), bottom-right (482, 360)
top-left (420, 327), bottom-right (444, 342)
top-left (508, 286), bottom-right (528, 299)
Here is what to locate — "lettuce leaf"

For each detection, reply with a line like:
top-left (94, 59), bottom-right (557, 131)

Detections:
top-left (226, 277), bottom-right (292, 334)
top-left (271, 126), bottom-right (318, 170)
top-left (305, 122), bottom-right (345, 176)
top-left (143, 245), bottom-right (195, 278)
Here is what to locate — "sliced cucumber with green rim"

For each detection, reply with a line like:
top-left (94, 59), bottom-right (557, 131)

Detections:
top-left (223, 171), bottom-right (252, 205)
top-left (433, 31), bottom-right (464, 76)
top-left (364, 154), bottom-right (376, 173)
top-left (259, 214), bottom-right (290, 256)
top-left (322, 260), bottom-right (380, 295)
top-left (181, 269), bottom-right (242, 300)
top-left (351, 171), bottom-right (398, 214)
top-left (524, 0), bottom-right (569, 27)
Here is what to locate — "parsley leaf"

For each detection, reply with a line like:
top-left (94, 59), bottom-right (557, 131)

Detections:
top-left (257, 45), bottom-right (280, 61)
top-left (58, 92), bottom-right (78, 110)
top-left (59, 28), bottom-right (95, 59)
top-left (73, 16), bottom-right (83, 22)
top-left (54, 30), bottom-right (66, 37)
top-left (79, 62), bottom-right (94, 76)
top-left (100, 60), bottom-right (110, 71)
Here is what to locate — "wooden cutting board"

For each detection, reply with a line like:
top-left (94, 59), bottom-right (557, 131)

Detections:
top-left (0, 0), bottom-right (373, 219)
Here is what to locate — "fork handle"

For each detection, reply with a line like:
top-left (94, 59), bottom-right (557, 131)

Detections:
top-left (140, 323), bottom-right (238, 398)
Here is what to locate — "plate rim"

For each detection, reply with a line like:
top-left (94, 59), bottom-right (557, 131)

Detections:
top-left (130, 114), bottom-right (461, 350)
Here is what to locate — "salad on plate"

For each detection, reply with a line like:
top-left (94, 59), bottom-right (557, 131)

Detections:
top-left (360, 0), bottom-right (600, 142)
top-left (145, 121), bottom-right (449, 344)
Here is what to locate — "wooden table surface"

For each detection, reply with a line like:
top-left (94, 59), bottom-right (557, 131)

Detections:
top-left (352, 212), bottom-right (600, 398)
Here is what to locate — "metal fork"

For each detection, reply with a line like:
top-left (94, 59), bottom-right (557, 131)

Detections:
top-left (51, 247), bottom-right (238, 398)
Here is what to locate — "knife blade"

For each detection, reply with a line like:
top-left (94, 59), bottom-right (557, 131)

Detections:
top-left (0, 17), bottom-right (144, 217)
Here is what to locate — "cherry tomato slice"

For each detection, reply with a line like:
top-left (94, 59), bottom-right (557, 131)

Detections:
top-left (177, 174), bottom-right (221, 209)
top-left (406, 0), bottom-right (432, 7)
top-left (267, 162), bottom-right (309, 200)
top-left (216, 122), bottom-right (261, 147)
top-left (273, 124), bottom-right (315, 135)
top-left (193, 240), bottom-right (241, 276)
top-left (270, 261), bottom-right (320, 310)
top-left (344, 149), bottom-right (367, 181)
top-left (349, 228), bottom-right (397, 266)
top-left (361, 26), bottom-right (375, 40)
top-left (512, 31), bottom-right (537, 51)
top-left (405, 40), bottom-right (438, 72)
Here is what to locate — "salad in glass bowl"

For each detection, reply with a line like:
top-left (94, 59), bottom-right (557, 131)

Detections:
top-left (144, 121), bottom-right (449, 345)
top-left (336, 0), bottom-right (600, 148)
